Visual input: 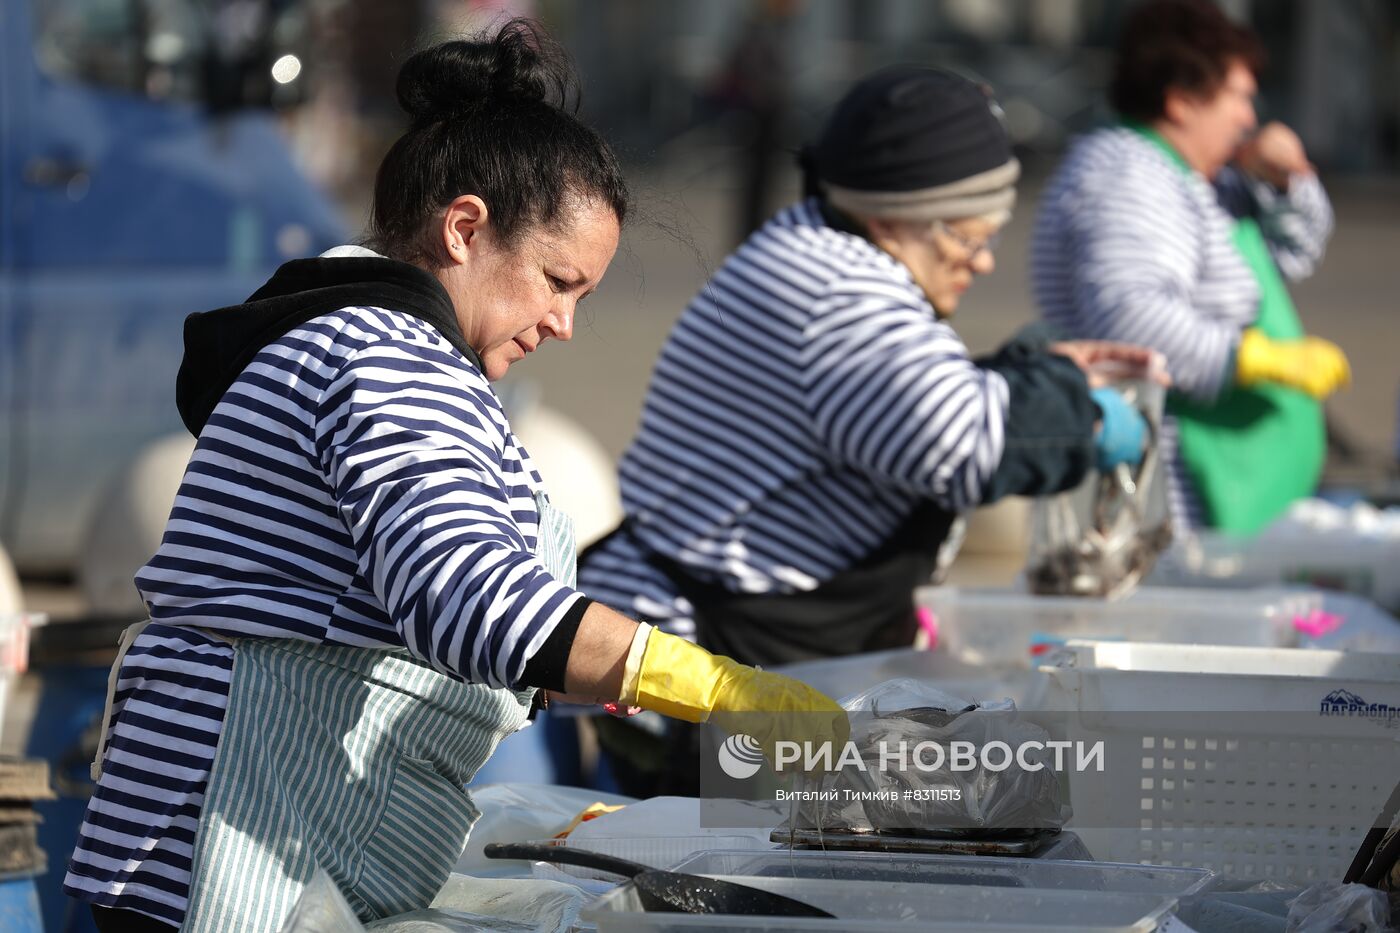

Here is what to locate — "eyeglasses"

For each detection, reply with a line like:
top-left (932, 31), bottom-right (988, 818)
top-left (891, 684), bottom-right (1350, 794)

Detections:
top-left (933, 220), bottom-right (1001, 259)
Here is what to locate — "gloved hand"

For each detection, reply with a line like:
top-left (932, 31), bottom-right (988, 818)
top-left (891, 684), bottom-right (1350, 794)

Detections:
top-left (1090, 387), bottom-right (1148, 473)
top-left (1235, 327), bottom-right (1351, 400)
top-left (620, 626), bottom-right (849, 770)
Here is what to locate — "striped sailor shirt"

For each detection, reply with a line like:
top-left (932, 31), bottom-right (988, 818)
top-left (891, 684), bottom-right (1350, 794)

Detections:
top-left (1030, 126), bottom-right (1333, 526)
top-left (64, 301), bottom-right (582, 926)
top-left (579, 198), bottom-right (1011, 638)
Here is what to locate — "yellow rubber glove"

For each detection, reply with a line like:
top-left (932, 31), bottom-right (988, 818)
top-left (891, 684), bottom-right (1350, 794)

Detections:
top-left (620, 626), bottom-right (849, 768)
top-left (1236, 327), bottom-right (1351, 400)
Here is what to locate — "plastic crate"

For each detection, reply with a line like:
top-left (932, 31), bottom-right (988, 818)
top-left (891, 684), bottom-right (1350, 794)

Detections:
top-left (1038, 641), bottom-right (1400, 881)
top-left (916, 586), bottom-right (1319, 669)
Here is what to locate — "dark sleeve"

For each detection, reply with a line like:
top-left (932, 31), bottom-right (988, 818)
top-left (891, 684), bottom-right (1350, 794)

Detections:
top-left (519, 597), bottom-right (593, 693)
top-left (974, 324), bottom-right (1098, 504)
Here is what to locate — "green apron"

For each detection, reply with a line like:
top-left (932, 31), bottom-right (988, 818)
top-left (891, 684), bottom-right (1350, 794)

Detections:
top-left (178, 490), bottom-right (578, 932)
top-left (1130, 125), bottom-right (1326, 534)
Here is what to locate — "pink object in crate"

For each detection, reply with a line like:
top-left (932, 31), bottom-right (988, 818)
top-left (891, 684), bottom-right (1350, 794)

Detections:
top-left (1293, 609), bottom-right (1344, 638)
top-left (916, 607), bottom-right (940, 650)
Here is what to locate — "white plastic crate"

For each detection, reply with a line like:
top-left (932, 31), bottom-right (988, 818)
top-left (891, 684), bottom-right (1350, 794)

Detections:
top-left (917, 586), bottom-right (1318, 669)
top-left (1039, 641), bottom-right (1400, 881)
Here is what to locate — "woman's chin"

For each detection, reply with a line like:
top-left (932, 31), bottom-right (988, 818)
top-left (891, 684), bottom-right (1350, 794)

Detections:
top-left (931, 296), bottom-right (960, 319)
top-left (482, 355), bottom-right (513, 381)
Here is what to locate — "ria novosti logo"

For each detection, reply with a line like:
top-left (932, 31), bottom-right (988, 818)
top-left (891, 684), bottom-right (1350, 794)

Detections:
top-left (718, 733), bottom-right (766, 779)
top-left (716, 733), bottom-right (1105, 778)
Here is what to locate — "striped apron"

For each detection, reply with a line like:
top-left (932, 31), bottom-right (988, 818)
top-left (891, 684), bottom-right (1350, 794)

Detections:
top-left (171, 490), bottom-right (577, 932)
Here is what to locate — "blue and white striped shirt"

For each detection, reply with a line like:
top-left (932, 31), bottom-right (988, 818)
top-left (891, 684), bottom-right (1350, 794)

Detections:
top-left (1030, 126), bottom-right (1332, 525)
top-left (65, 305), bottom-right (580, 925)
top-left (580, 199), bottom-right (1009, 636)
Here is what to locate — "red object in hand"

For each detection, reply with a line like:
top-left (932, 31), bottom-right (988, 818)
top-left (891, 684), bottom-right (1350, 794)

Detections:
top-left (603, 702), bottom-right (642, 717)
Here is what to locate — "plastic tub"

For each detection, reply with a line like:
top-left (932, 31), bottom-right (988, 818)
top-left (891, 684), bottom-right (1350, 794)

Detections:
top-left (1156, 526), bottom-right (1400, 613)
top-left (0, 614), bottom-right (44, 750)
top-left (917, 586), bottom-right (1319, 668)
top-left (0, 614), bottom-right (43, 676)
top-left (581, 876), bottom-right (1178, 932)
top-left (1039, 641), bottom-right (1400, 880)
top-left (1040, 640), bottom-right (1400, 712)
top-left (669, 850), bottom-right (1214, 896)
top-left (772, 647), bottom-right (1033, 707)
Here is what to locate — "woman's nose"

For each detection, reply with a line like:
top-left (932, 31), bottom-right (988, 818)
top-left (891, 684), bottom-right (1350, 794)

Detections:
top-left (971, 250), bottom-right (996, 275)
top-left (541, 302), bottom-right (575, 342)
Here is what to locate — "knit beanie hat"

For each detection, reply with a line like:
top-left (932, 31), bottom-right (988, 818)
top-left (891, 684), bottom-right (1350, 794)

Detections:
top-left (803, 66), bottom-right (1020, 223)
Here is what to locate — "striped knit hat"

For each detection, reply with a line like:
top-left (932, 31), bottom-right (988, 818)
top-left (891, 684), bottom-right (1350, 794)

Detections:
top-left (803, 66), bottom-right (1020, 223)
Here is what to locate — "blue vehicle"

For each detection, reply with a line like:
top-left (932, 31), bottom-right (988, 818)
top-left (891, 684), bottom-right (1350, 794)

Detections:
top-left (2, 3), bottom-right (344, 927)
top-left (1, 0), bottom-right (344, 604)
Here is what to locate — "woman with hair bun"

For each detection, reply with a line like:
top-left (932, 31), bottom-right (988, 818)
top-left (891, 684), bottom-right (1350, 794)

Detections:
top-left (64, 21), bottom-right (845, 932)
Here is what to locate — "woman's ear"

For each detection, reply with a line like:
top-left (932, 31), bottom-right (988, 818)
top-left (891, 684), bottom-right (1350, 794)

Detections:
top-left (864, 216), bottom-right (909, 255)
top-left (1162, 86), bottom-right (1196, 128)
top-left (441, 195), bottom-right (489, 264)
top-left (863, 216), bottom-right (895, 240)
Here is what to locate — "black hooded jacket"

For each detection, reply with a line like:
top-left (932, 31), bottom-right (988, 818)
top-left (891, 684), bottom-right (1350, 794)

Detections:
top-left (171, 255), bottom-right (584, 692)
top-left (176, 256), bottom-right (483, 437)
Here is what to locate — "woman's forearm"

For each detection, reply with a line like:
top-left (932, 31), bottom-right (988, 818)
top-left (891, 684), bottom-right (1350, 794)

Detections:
top-left (560, 601), bottom-right (640, 702)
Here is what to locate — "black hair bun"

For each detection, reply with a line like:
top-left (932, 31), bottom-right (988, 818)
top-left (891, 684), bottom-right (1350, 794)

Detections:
top-left (397, 19), bottom-right (576, 124)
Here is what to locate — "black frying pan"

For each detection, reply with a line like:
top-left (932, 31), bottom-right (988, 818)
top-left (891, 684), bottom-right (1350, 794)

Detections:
top-left (483, 842), bottom-right (834, 917)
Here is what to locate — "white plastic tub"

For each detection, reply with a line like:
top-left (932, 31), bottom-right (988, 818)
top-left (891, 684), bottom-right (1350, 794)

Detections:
top-left (669, 850), bottom-right (1214, 896)
top-left (1040, 640), bottom-right (1400, 712)
top-left (917, 586), bottom-right (1319, 668)
top-left (772, 647), bottom-right (1034, 707)
top-left (0, 614), bottom-right (45, 748)
top-left (582, 876), bottom-right (1178, 933)
top-left (1152, 503), bottom-right (1400, 613)
top-left (1039, 641), bottom-right (1400, 880)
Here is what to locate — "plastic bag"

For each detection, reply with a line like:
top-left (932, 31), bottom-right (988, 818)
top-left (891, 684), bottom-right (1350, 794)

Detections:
top-left (453, 783), bottom-right (633, 876)
top-left (1284, 882), bottom-right (1394, 932)
top-left (431, 874), bottom-right (591, 931)
top-left (1026, 363), bottom-right (1172, 598)
top-left (787, 679), bottom-right (1068, 835)
top-left (278, 868), bottom-right (366, 933)
top-left (279, 868), bottom-right (592, 933)
top-left (364, 909), bottom-right (535, 932)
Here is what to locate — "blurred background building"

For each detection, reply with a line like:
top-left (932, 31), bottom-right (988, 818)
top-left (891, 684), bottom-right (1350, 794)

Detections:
top-left (36, 1), bottom-right (1398, 206)
top-left (9, 0), bottom-right (1400, 598)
